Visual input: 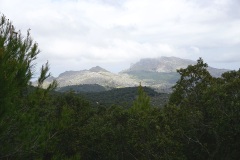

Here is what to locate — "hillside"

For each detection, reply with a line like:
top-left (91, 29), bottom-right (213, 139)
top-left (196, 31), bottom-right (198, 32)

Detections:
top-left (79, 86), bottom-right (169, 108)
top-left (49, 66), bottom-right (140, 88)
top-left (57, 84), bottom-right (108, 92)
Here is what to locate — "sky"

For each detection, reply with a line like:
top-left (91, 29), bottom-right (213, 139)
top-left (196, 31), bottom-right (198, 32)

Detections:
top-left (1, 0), bottom-right (240, 77)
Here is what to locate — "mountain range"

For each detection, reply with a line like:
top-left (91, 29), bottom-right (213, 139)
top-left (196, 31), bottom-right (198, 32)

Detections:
top-left (37, 56), bottom-right (229, 92)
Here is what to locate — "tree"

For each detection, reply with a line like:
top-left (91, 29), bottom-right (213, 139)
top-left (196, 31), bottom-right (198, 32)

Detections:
top-left (0, 14), bottom-right (57, 159)
top-left (131, 84), bottom-right (151, 112)
top-left (167, 58), bottom-right (215, 159)
top-left (169, 58), bottom-right (213, 106)
top-left (202, 69), bottom-right (240, 159)
top-left (168, 57), bottom-right (240, 159)
top-left (0, 16), bottom-right (37, 115)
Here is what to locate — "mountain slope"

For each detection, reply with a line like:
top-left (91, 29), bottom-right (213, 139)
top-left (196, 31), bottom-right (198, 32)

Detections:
top-left (57, 84), bottom-right (107, 92)
top-left (44, 66), bottom-right (140, 89)
top-left (81, 86), bottom-right (169, 108)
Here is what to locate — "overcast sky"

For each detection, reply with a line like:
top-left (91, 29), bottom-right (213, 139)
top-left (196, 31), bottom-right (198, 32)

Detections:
top-left (1, 0), bottom-right (240, 77)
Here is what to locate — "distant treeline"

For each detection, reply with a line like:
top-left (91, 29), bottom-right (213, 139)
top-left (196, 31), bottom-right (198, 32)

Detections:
top-left (57, 84), bottom-right (169, 108)
top-left (57, 84), bottom-right (107, 93)
top-left (81, 86), bottom-right (169, 108)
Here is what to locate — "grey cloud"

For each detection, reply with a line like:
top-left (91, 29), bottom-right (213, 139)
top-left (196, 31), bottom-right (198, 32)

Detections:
top-left (226, 1), bottom-right (240, 19)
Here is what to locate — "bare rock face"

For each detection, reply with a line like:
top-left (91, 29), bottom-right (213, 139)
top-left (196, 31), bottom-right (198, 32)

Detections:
top-left (57, 70), bottom-right (140, 88)
top-left (122, 57), bottom-right (194, 73)
top-left (122, 56), bottom-right (229, 77)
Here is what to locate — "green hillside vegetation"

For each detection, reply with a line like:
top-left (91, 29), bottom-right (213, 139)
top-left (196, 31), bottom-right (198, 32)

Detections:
top-left (1, 14), bottom-right (240, 159)
top-left (126, 70), bottom-right (179, 84)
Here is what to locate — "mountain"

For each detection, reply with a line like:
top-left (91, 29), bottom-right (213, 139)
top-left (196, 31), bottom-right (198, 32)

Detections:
top-left (36, 57), bottom-right (230, 93)
top-left (122, 56), bottom-right (194, 73)
top-left (44, 66), bottom-right (140, 89)
top-left (122, 56), bottom-right (229, 76)
top-left (120, 57), bottom-right (229, 92)
top-left (89, 66), bottom-right (109, 72)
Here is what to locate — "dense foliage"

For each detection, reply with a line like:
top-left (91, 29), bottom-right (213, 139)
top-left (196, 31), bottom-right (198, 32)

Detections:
top-left (57, 84), bottom-right (107, 93)
top-left (81, 86), bottom-right (168, 108)
top-left (1, 14), bottom-right (240, 159)
top-left (0, 14), bottom-right (58, 159)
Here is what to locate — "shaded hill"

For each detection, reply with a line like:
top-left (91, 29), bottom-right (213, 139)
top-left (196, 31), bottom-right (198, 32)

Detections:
top-left (79, 86), bottom-right (169, 108)
top-left (57, 84), bottom-right (108, 93)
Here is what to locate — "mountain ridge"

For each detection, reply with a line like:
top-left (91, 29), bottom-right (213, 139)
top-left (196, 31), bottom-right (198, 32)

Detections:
top-left (122, 56), bottom-right (229, 76)
top-left (36, 57), bottom-right (230, 92)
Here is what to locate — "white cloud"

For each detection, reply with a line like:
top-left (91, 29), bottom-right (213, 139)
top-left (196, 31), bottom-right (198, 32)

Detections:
top-left (190, 46), bottom-right (200, 53)
top-left (0, 0), bottom-right (240, 76)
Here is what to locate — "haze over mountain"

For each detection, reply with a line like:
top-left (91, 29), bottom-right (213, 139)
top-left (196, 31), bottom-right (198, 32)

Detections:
top-left (37, 57), bottom-right (230, 92)
top-left (122, 56), bottom-right (229, 75)
top-left (122, 56), bottom-right (194, 73)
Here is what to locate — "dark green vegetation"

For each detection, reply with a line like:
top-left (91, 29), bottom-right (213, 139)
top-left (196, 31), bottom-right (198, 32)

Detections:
top-left (57, 84), bottom-right (169, 108)
top-left (1, 14), bottom-right (240, 159)
top-left (57, 84), bottom-right (107, 93)
top-left (80, 86), bottom-right (169, 108)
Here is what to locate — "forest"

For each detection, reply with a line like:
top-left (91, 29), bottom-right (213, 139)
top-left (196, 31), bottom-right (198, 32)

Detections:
top-left (52, 84), bottom-right (169, 109)
top-left (1, 14), bottom-right (240, 160)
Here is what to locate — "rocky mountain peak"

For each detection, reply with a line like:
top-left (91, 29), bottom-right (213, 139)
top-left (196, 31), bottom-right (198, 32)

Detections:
top-left (58, 70), bottom-right (85, 77)
top-left (89, 66), bottom-right (109, 72)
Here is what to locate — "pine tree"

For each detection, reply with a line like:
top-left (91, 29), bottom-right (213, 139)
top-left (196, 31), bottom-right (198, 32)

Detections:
top-left (0, 13), bottom-right (57, 159)
top-left (131, 83), bottom-right (151, 112)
